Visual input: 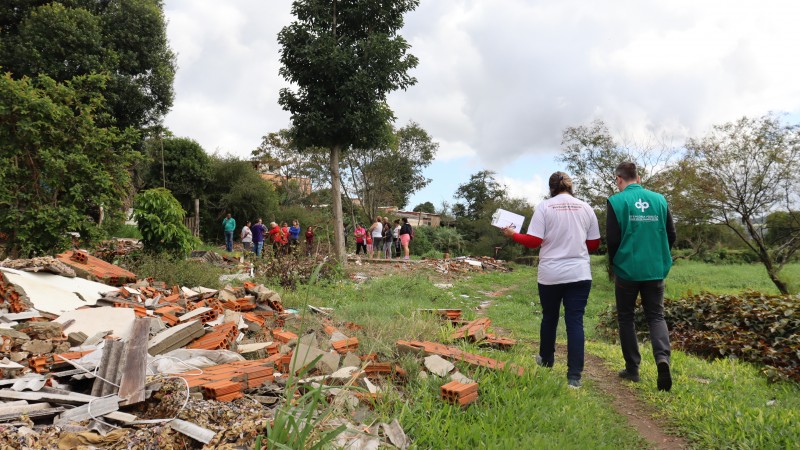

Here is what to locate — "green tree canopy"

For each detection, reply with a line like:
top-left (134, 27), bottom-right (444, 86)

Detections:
top-left (141, 136), bottom-right (212, 213)
top-left (200, 155), bottom-right (280, 242)
top-left (413, 201), bottom-right (436, 213)
top-left (278, 0), bottom-right (419, 262)
top-left (687, 114), bottom-right (800, 294)
top-left (0, 72), bottom-right (138, 257)
top-left (342, 121), bottom-right (437, 219)
top-left (0, 0), bottom-right (176, 130)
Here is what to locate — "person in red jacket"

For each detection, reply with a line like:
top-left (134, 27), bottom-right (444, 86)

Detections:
top-left (280, 221), bottom-right (290, 255)
top-left (503, 171), bottom-right (600, 389)
top-left (268, 222), bottom-right (283, 256)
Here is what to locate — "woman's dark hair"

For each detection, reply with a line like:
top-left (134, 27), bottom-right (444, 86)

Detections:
top-left (402, 217), bottom-right (409, 224)
top-left (548, 171), bottom-right (574, 197)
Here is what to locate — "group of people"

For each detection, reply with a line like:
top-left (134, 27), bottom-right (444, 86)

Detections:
top-left (353, 216), bottom-right (413, 260)
top-left (504, 162), bottom-right (675, 392)
top-left (226, 216), bottom-right (316, 258)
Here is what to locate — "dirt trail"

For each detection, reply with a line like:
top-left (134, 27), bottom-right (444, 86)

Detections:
top-left (480, 286), bottom-right (688, 450)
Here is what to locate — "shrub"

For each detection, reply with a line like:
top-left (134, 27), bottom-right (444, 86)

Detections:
top-left (597, 291), bottom-right (800, 381)
top-left (133, 188), bottom-right (199, 255)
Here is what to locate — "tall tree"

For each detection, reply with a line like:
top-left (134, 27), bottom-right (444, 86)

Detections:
top-left (251, 128), bottom-right (330, 205)
top-left (413, 201), bottom-right (436, 213)
top-left (342, 121), bottom-right (437, 219)
top-left (141, 136), bottom-right (212, 213)
top-left (278, 0), bottom-right (419, 262)
top-left (0, 0), bottom-right (176, 131)
top-left (453, 171), bottom-right (507, 221)
top-left (0, 73), bottom-right (138, 256)
top-left (558, 119), bottom-right (678, 209)
top-left (200, 155), bottom-right (280, 242)
top-left (687, 114), bottom-right (800, 294)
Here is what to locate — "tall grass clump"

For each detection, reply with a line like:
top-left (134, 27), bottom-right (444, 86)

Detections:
top-left (122, 252), bottom-right (224, 288)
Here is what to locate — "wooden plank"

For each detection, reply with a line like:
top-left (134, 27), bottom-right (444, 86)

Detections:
top-left (117, 318), bottom-right (149, 406)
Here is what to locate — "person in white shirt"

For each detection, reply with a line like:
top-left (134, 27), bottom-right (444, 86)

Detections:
top-left (240, 221), bottom-right (253, 252)
top-left (369, 217), bottom-right (383, 259)
top-left (503, 171), bottom-right (600, 388)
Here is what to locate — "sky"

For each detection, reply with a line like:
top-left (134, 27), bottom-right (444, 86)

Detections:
top-left (162, 0), bottom-right (800, 210)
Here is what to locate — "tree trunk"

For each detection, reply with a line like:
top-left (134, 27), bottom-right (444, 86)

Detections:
top-left (743, 216), bottom-right (789, 295)
top-left (330, 145), bottom-right (346, 264)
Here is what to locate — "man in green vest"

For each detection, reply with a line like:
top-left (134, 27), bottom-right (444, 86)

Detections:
top-left (607, 161), bottom-right (676, 391)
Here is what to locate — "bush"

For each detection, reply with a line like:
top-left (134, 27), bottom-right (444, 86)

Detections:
top-left (133, 188), bottom-right (199, 255)
top-left (597, 291), bottom-right (800, 381)
top-left (252, 253), bottom-right (342, 289)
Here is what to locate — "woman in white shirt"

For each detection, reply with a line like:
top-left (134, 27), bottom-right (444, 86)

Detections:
top-left (503, 172), bottom-right (600, 388)
top-left (240, 221), bottom-right (253, 252)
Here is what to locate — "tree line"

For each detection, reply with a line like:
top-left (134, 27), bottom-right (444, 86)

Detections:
top-left (0, 1), bottom-right (797, 294)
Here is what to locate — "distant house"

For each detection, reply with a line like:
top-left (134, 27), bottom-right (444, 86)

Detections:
top-left (252, 161), bottom-right (312, 195)
top-left (379, 207), bottom-right (441, 227)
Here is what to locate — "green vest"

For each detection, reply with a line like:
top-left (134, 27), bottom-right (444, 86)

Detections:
top-left (608, 184), bottom-right (672, 281)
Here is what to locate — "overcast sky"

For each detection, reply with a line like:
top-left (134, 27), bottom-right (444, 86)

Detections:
top-left (163, 0), bottom-right (800, 209)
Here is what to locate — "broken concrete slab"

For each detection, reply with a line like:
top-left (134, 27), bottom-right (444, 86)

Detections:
top-left (423, 355), bottom-right (454, 377)
top-left (342, 352), bottom-right (362, 368)
top-left (291, 344), bottom-right (325, 373)
top-left (118, 318), bottom-right (149, 406)
top-left (298, 333), bottom-right (318, 348)
top-left (55, 395), bottom-right (121, 425)
top-left (147, 320), bottom-right (204, 356)
top-left (21, 340), bottom-right (54, 355)
top-left (450, 371), bottom-right (474, 384)
top-left (54, 307), bottom-right (136, 341)
top-left (316, 351), bottom-right (341, 375)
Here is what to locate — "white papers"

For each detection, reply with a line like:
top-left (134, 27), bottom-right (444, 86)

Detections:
top-left (491, 209), bottom-right (524, 231)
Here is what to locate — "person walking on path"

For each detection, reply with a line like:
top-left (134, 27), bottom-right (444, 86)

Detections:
top-left (354, 224), bottom-right (367, 255)
top-left (369, 217), bottom-right (383, 259)
top-left (222, 213), bottom-right (236, 252)
top-left (398, 218), bottom-right (413, 260)
top-left (607, 161), bottom-right (676, 392)
top-left (382, 217), bottom-right (394, 259)
top-left (241, 221), bottom-right (253, 252)
top-left (503, 172), bottom-right (600, 389)
top-left (251, 219), bottom-right (266, 257)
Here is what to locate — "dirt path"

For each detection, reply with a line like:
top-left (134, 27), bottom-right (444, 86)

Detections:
top-left (580, 350), bottom-right (688, 450)
top-left (480, 286), bottom-right (688, 450)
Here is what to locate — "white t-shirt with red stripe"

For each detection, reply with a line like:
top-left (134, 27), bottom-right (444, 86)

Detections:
top-left (527, 193), bottom-right (600, 285)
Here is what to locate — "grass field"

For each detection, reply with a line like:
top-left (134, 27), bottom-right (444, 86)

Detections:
top-left (275, 259), bottom-right (799, 449)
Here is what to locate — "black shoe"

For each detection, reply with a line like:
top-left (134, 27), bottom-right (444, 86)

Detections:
top-left (618, 369), bottom-right (640, 382)
top-left (657, 361), bottom-right (672, 392)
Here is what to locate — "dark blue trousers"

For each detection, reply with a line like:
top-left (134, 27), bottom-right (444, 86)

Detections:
top-left (537, 280), bottom-right (592, 380)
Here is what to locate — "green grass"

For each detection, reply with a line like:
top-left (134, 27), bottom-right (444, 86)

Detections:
top-left (476, 258), bottom-right (800, 449)
top-left (280, 272), bottom-right (647, 449)
top-left (283, 258), bottom-right (800, 449)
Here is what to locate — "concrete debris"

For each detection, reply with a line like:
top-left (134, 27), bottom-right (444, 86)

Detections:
top-left (0, 249), bottom-right (522, 449)
top-left (0, 256), bottom-right (76, 277)
top-left (423, 355), bottom-right (455, 377)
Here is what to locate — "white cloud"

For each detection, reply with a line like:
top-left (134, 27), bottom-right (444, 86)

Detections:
top-left (163, 0), bottom-right (800, 202)
top-left (498, 175), bottom-right (548, 207)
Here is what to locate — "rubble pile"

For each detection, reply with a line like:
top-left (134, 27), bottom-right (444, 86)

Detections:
top-left (92, 239), bottom-right (143, 261)
top-left (425, 256), bottom-right (513, 274)
top-left (0, 251), bottom-right (520, 448)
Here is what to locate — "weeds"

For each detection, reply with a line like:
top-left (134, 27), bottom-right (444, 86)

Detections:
top-left (120, 252), bottom-right (225, 288)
